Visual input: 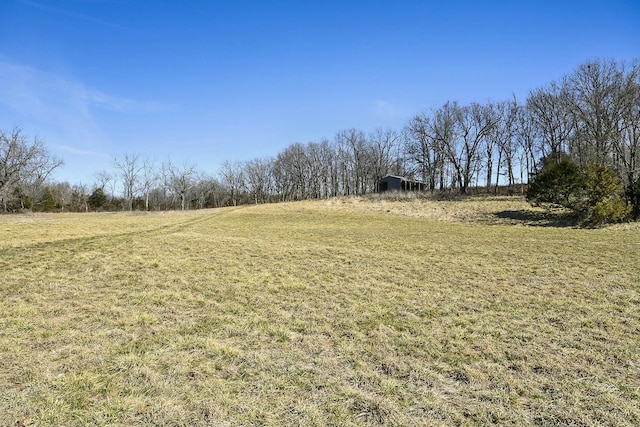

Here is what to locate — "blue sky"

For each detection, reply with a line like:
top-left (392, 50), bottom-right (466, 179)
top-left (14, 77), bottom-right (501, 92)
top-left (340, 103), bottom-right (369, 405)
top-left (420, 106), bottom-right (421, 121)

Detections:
top-left (1, 0), bottom-right (639, 184)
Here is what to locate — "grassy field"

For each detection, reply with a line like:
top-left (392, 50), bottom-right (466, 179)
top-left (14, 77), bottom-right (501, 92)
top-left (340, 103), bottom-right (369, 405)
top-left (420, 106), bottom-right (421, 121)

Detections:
top-left (1, 195), bottom-right (639, 426)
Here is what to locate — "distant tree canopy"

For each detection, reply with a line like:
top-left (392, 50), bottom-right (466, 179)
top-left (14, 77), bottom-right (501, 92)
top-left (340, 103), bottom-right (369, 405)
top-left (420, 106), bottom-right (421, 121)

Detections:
top-left (3, 59), bottom-right (640, 221)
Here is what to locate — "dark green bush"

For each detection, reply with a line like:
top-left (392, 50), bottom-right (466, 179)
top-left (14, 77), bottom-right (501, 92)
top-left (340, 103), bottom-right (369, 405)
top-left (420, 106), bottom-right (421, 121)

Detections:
top-left (627, 177), bottom-right (640, 219)
top-left (526, 158), bottom-right (584, 209)
top-left (88, 188), bottom-right (108, 210)
top-left (581, 164), bottom-right (631, 225)
top-left (527, 159), bottom-right (631, 226)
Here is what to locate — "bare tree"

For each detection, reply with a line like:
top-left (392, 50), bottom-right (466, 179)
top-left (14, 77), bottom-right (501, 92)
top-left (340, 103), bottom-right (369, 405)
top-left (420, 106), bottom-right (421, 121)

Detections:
top-left (311, 139), bottom-right (339, 198)
top-left (113, 153), bottom-right (142, 211)
top-left (244, 157), bottom-right (273, 204)
top-left (50, 182), bottom-right (73, 212)
top-left (406, 113), bottom-right (437, 190)
top-left (565, 59), bottom-right (624, 167)
top-left (273, 144), bottom-right (309, 201)
top-left (192, 173), bottom-right (222, 209)
top-left (271, 153), bottom-right (294, 202)
top-left (335, 129), bottom-right (369, 195)
top-left (140, 156), bottom-right (157, 211)
top-left (514, 103), bottom-right (539, 192)
top-left (437, 102), bottom-right (493, 193)
top-left (369, 128), bottom-right (401, 191)
top-left (157, 161), bottom-right (173, 210)
top-left (0, 128), bottom-right (63, 212)
top-left (492, 99), bottom-right (520, 191)
top-left (220, 160), bottom-right (245, 206)
top-left (430, 102), bottom-right (458, 190)
top-left (619, 61), bottom-right (640, 184)
top-left (72, 182), bottom-right (89, 212)
top-left (93, 170), bottom-right (116, 204)
top-left (167, 160), bottom-right (197, 210)
top-left (305, 142), bottom-right (326, 199)
top-left (526, 81), bottom-right (575, 164)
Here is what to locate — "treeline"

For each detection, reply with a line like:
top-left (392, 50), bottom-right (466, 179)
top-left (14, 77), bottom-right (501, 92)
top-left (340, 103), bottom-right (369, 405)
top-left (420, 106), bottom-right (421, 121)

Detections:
top-left (1, 58), bottom-right (639, 214)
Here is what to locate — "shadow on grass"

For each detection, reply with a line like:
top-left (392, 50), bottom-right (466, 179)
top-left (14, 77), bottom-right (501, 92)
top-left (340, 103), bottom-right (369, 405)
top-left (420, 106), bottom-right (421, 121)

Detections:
top-left (493, 209), bottom-right (580, 227)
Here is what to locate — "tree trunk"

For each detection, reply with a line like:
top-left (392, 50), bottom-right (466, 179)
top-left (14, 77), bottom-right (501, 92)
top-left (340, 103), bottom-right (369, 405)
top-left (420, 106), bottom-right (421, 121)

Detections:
top-left (486, 156), bottom-right (493, 192)
top-left (494, 150), bottom-right (502, 194)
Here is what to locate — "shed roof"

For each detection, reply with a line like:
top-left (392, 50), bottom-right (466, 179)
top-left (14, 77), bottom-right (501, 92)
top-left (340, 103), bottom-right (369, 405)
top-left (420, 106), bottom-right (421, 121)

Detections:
top-left (381, 175), bottom-right (423, 183)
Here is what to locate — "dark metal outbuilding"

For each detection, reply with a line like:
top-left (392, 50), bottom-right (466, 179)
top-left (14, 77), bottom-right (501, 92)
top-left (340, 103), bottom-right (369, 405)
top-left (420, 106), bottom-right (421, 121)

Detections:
top-left (378, 175), bottom-right (426, 192)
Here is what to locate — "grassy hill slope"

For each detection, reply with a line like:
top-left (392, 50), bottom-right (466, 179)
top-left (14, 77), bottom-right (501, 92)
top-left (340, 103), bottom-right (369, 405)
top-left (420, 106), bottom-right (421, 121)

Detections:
top-left (1, 196), bottom-right (639, 426)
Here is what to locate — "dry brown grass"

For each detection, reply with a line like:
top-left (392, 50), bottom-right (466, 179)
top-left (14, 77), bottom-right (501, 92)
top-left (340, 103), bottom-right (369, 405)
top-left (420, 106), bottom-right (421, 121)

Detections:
top-left (325, 193), bottom-right (577, 226)
top-left (1, 196), bottom-right (639, 426)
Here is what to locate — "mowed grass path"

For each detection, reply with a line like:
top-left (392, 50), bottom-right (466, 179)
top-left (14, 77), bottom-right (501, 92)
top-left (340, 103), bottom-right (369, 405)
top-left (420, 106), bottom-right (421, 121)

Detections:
top-left (1, 198), bottom-right (639, 426)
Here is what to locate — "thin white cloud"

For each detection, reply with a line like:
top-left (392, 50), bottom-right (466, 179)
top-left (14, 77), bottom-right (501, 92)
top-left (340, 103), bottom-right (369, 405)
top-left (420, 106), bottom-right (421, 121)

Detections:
top-left (55, 144), bottom-right (112, 160)
top-left (19, 0), bottom-right (130, 31)
top-left (0, 61), bottom-right (98, 141)
top-left (0, 60), bottom-right (170, 119)
top-left (374, 99), bottom-right (397, 118)
top-left (86, 89), bottom-right (170, 114)
top-left (0, 59), bottom-right (174, 181)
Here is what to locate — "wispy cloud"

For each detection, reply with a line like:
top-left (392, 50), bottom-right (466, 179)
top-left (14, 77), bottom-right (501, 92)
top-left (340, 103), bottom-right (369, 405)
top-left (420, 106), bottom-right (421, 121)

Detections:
top-left (0, 59), bottom-right (173, 179)
top-left (86, 89), bottom-right (170, 114)
top-left (19, 0), bottom-right (130, 31)
top-left (55, 144), bottom-right (112, 160)
top-left (374, 99), bottom-right (398, 118)
top-left (0, 61), bottom-right (97, 138)
top-left (0, 60), bottom-right (170, 120)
